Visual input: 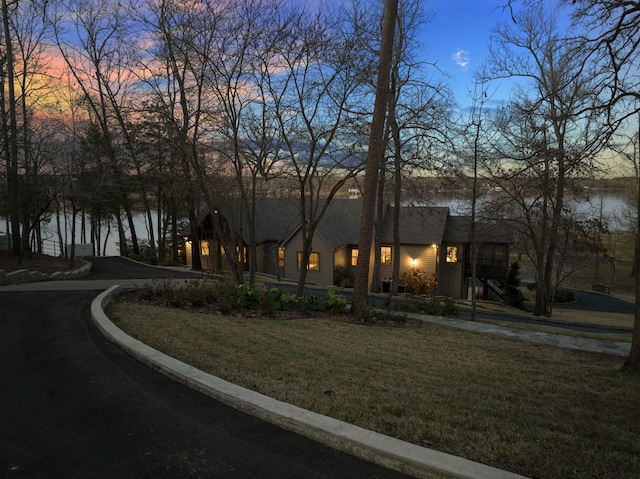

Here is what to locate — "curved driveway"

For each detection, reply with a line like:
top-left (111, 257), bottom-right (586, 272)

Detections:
top-left (0, 257), bottom-right (412, 479)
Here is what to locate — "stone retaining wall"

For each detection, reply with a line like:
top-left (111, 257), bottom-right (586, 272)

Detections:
top-left (0, 260), bottom-right (92, 286)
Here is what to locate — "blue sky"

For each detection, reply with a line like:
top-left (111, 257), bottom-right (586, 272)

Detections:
top-left (417, 0), bottom-right (517, 106)
top-left (417, 0), bottom-right (568, 108)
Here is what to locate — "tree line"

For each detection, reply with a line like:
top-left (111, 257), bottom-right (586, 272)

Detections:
top-left (1, 0), bottom-right (640, 370)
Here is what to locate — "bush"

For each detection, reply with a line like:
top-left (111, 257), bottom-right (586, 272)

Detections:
top-left (175, 280), bottom-right (220, 308)
top-left (421, 297), bottom-right (440, 315)
top-left (553, 288), bottom-right (575, 304)
top-left (441, 296), bottom-right (457, 316)
top-left (401, 270), bottom-right (438, 296)
top-left (504, 262), bottom-right (526, 309)
top-left (235, 283), bottom-right (263, 309)
top-left (296, 294), bottom-right (325, 313)
top-left (334, 265), bottom-right (355, 288)
top-left (357, 307), bottom-right (408, 325)
top-left (261, 288), bottom-right (295, 313)
top-left (325, 288), bottom-right (349, 313)
top-left (412, 296), bottom-right (457, 317)
top-left (134, 279), bottom-right (351, 317)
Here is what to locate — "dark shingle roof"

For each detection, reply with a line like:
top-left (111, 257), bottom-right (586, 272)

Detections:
top-left (379, 205), bottom-right (450, 245)
top-left (200, 197), bottom-right (511, 249)
top-left (317, 199), bottom-right (362, 248)
top-left (248, 197), bottom-right (363, 247)
top-left (443, 216), bottom-right (513, 244)
top-left (252, 198), bottom-right (300, 243)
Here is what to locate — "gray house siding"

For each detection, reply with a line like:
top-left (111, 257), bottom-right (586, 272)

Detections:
top-left (283, 229), bottom-right (335, 286)
top-left (185, 198), bottom-right (511, 299)
top-left (378, 244), bottom-right (438, 285)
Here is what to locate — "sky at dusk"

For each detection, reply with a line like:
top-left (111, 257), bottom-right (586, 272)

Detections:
top-left (415, 0), bottom-right (571, 108)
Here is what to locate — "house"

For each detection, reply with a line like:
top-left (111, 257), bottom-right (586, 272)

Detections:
top-left (184, 198), bottom-right (512, 299)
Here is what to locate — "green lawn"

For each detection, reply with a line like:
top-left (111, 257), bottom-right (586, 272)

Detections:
top-left (107, 296), bottom-right (640, 479)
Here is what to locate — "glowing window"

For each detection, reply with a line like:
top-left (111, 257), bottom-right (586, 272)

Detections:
top-left (351, 248), bottom-right (358, 266)
top-left (278, 247), bottom-right (285, 267)
top-left (446, 246), bottom-right (458, 263)
top-left (200, 240), bottom-right (210, 256)
top-left (381, 246), bottom-right (392, 265)
top-left (297, 251), bottom-right (320, 271)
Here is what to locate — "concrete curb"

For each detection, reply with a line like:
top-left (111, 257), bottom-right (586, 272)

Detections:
top-left (91, 285), bottom-right (529, 479)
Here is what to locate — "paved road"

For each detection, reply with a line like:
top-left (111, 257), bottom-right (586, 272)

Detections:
top-left (1, 258), bottom-right (413, 479)
top-left (555, 288), bottom-right (635, 314)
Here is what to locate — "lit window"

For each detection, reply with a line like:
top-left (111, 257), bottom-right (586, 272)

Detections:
top-left (381, 246), bottom-right (392, 265)
top-left (278, 247), bottom-right (285, 267)
top-left (297, 251), bottom-right (320, 271)
top-left (446, 246), bottom-right (458, 263)
top-left (351, 248), bottom-right (358, 266)
top-left (200, 240), bottom-right (210, 256)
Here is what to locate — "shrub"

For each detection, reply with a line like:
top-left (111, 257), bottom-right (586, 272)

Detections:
top-left (137, 279), bottom-right (177, 306)
top-left (175, 280), bottom-right (220, 308)
top-left (235, 283), bottom-right (262, 309)
top-left (296, 294), bottom-right (325, 313)
top-left (134, 279), bottom-right (349, 317)
top-left (325, 288), bottom-right (349, 313)
top-left (421, 297), bottom-right (441, 315)
top-left (441, 296), bottom-right (457, 316)
top-left (211, 280), bottom-right (241, 314)
top-left (401, 270), bottom-right (438, 296)
top-left (553, 288), bottom-right (575, 304)
top-left (334, 265), bottom-right (355, 288)
top-left (260, 288), bottom-right (295, 315)
top-left (504, 262), bottom-right (526, 309)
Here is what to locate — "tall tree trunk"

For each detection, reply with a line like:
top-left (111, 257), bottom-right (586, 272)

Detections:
top-left (2, 0), bottom-right (21, 256)
top-left (171, 197), bottom-right (179, 263)
top-left (295, 195), bottom-right (311, 298)
top-left (372, 169), bottom-right (386, 293)
top-left (115, 207), bottom-right (127, 256)
top-left (390, 99), bottom-right (401, 295)
top-left (124, 200), bottom-right (139, 256)
top-left (188, 207), bottom-right (202, 271)
top-left (352, 0), bottom-right (398, 313)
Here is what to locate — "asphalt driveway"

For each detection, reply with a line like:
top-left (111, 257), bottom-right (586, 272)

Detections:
top-left (0, 258), bottom-right (413, 479)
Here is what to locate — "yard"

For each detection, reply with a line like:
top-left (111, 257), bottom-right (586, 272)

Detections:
top-left (107, 292), bottom-right (640, 479)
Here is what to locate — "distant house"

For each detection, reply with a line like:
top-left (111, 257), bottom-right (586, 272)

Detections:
top-left (184, 198), bottom-right (512, 299)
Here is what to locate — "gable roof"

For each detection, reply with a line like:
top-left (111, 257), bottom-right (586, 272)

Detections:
top-left (378, 205), bottom-right (450, 245)
top-left (196, 197), bottom-right (511, 248)
top-left (252, 198), bottom-right (300, 243)
top-left (443, 215), bottom-right (513, 244)
top-left (316, 199), bottom-right (362, 248)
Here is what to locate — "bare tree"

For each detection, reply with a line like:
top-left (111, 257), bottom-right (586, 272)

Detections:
top-left (385, 0), bottom-right (451, 295)
top-left (51, 0), bottom-right (142, 259)
top-left (206, 0), bottom-right (282, 284)
top-left (10, 0), bottom-right (62, 260)
top-left (353, 0), bottom-right (398, 313)
top-left (1, 0), bottom-right (20, 255)
top-left (567, 0), bottom-right (640, 372)
top-left (264, 6), bottom-right (367, 298)
top-left (134, 0), bottom-right (230, 272)
top-left (487, 4), bottom-right (605, 317)
top-left (449, 74), bottom-right (497, 319)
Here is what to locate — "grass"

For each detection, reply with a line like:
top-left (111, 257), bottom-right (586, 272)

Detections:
top-left (107, 293), bottom-right (640, 479)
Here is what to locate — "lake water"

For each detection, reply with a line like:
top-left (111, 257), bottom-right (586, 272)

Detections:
top-left (0, 191), bottom-right (635, 255)
top-left (0, 211), bottom-right (153, 257)
top-left (432, 190), bottom-right (633, 231)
